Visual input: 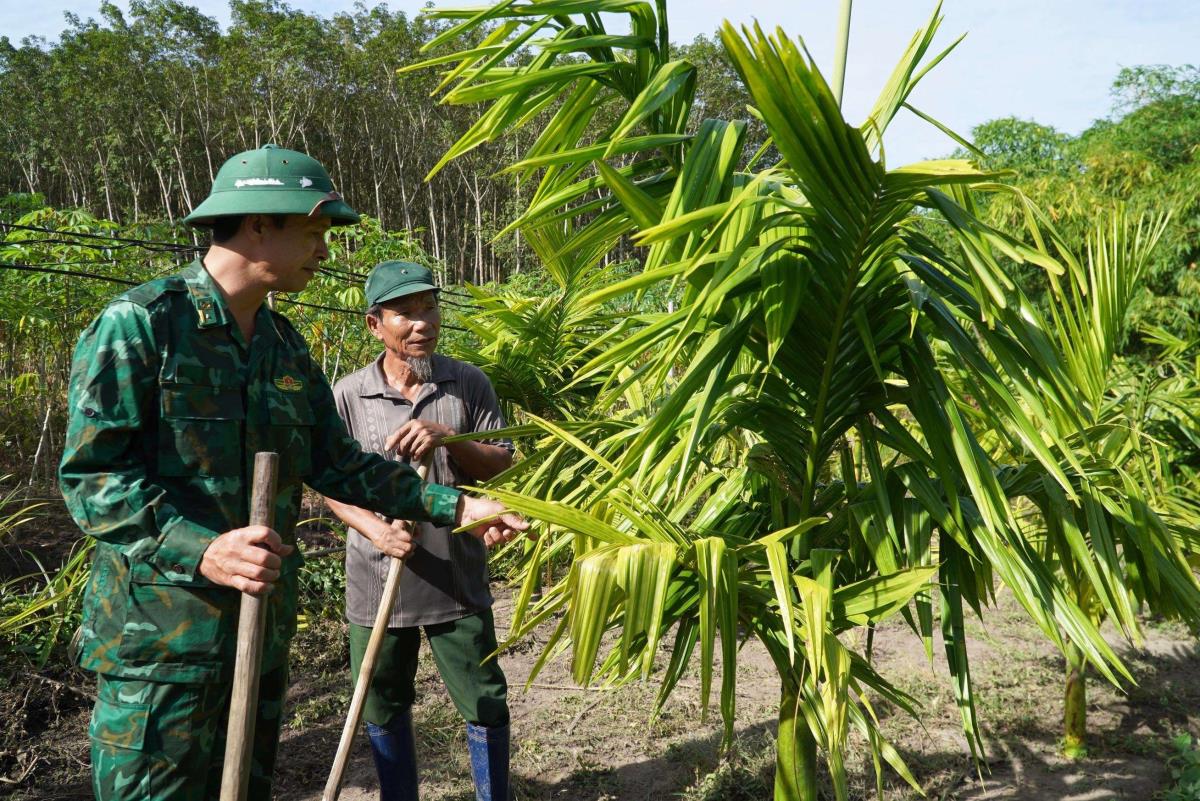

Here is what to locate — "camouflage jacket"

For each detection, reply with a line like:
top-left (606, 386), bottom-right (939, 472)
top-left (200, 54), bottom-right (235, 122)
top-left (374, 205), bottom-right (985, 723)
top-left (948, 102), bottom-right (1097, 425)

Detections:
top-left (59, 260), bottom-right (462, 683)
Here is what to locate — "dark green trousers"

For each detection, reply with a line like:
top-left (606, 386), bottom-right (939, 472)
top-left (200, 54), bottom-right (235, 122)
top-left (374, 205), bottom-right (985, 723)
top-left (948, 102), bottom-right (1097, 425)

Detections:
top-left (89, 666), bottom-right (288, 801)
top-left (349, 608), bottom-right (509, 728)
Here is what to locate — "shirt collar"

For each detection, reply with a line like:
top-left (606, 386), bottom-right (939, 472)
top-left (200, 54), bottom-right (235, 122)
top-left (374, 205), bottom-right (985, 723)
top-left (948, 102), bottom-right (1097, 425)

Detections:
top-left (359, 352), bottom-right (453, 398)
top-left (183, 259), bottom-right (283, 344)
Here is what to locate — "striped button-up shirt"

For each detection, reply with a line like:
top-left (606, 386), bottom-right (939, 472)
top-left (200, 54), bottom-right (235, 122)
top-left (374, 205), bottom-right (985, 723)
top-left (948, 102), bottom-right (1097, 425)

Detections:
top-left (332, 352), bottom-right (512, 628)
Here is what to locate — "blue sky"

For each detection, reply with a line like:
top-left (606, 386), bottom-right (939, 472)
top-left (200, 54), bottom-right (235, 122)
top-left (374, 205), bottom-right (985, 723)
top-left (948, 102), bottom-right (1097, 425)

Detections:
top-left (4, 1), bottom-right (1197, 165)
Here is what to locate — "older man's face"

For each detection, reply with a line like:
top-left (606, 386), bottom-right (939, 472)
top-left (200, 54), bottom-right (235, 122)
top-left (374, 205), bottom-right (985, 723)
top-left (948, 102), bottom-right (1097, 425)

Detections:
top-left (367, 290), bottom-right (440, 361)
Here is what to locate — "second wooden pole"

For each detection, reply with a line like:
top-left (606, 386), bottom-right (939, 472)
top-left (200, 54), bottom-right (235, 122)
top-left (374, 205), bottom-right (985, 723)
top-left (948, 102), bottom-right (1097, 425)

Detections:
top-left (220, 451), bottom-right (279, 801)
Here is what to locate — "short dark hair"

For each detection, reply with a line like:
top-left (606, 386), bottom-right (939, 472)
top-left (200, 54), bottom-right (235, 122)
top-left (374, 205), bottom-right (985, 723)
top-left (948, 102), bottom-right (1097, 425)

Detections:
top-left (209, 214), bottom-right (288, 244)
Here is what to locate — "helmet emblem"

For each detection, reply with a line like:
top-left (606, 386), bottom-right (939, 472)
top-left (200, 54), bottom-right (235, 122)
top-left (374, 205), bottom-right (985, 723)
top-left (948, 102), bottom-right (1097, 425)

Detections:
top-left (300, 176), bottom-right (313, 188)
top-left (234, 178), bottom-right (284, 188)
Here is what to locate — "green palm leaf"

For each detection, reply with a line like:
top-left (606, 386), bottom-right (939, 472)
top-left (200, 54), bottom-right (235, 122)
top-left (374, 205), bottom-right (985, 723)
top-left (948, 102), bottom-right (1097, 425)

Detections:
top-left (415, 2), bottom-right (1200, 798)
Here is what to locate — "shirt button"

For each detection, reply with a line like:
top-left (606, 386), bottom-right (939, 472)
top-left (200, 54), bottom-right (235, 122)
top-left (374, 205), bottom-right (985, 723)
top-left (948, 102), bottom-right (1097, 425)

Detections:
top-left (83, 408), bottom-right (97, 418)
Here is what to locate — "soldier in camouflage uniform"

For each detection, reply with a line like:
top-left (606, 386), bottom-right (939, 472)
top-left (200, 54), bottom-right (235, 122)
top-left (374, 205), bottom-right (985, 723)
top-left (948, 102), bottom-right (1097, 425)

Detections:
top-left (59, 144), bottom-right (527, 801)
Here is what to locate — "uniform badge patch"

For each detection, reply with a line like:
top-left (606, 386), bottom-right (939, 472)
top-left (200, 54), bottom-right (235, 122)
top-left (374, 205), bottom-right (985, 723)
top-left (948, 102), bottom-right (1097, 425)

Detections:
top-left (274, 375), bottom-right (303, 392)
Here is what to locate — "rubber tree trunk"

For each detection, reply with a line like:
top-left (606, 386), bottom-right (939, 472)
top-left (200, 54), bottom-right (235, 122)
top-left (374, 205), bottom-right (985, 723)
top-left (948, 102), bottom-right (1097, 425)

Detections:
top-left (1063, 638), bottom-right (1088, 759)
top-left (775, 678), bottom-right (818, 801)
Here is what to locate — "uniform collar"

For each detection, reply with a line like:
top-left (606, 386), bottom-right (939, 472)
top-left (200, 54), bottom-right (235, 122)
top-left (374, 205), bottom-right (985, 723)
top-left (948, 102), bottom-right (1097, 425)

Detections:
top-left (184, 260), bottom-right (230, 329)
top-left (359, 352), bottom-right (453, 398)
top-left (184, 259), bottom-right (284, 344)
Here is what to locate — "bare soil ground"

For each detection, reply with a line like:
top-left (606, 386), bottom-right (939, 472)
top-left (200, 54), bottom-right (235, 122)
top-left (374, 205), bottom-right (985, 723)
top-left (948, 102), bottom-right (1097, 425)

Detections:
top-left (2, 509), bottom-right (1196, 800)
top-left (276, 590), bottom-right (1193, 801)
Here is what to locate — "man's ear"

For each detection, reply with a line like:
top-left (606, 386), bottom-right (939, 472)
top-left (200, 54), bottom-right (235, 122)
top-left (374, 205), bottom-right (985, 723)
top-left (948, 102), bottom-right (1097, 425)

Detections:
top-left (366, 313), bottom-right (384, 341)
top-left (244, 214), bottom-right (269, 240)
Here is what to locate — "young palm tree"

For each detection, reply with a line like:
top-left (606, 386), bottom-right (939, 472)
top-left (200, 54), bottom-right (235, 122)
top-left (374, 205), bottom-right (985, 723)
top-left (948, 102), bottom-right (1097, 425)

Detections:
top-left (413, 2), bottom-right (1199, 798)
top-left (451, 224), bottom-right (641, 421)
top-left (969, 206), bottom-right (1200, 756)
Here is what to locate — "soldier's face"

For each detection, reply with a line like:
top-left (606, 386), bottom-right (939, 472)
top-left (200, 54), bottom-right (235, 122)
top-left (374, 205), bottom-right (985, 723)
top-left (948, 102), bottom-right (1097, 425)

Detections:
top-left (367, 291), bottom-right (441, 360)
top-left (255, 215), bottom-right (331, 292)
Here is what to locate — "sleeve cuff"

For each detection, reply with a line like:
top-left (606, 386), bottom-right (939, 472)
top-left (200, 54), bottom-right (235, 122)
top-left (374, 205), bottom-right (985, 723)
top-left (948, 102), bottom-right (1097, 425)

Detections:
top-left (153, 516), bottom-right (221, 583)
top-left (422, 483), bottom-right (462, 528)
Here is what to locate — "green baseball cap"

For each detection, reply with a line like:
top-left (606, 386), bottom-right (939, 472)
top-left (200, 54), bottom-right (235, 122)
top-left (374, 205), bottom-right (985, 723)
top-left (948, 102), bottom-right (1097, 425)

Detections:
top-left (364, 261), bottom-right (439, 308)
top-left (184, 144), bottom-right (360, 227)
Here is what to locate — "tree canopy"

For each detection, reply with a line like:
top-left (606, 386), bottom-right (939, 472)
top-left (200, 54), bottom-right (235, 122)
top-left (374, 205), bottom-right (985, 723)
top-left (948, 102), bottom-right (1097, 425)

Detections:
top-left (963, 65), bottom-right (1200, 356)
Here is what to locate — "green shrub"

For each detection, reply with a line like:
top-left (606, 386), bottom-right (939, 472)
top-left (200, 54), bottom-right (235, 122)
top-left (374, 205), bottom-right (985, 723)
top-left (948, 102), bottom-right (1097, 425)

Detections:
top-left (1162, 733), bottom-right (1200, 801)
top-left (297, 548), bottom-right (347, 624)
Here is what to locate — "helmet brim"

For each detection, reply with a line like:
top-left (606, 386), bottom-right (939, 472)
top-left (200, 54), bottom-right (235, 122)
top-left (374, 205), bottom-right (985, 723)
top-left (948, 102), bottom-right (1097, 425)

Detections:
top-left (369, 283), bottom-right (440, 307)
top-left (184, 189), bottom-right (361, 228)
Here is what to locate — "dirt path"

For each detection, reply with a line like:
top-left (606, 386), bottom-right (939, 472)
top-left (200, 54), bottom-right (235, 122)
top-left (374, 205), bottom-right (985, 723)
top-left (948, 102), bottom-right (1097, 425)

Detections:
top-left (279, 588), bottom-right (1196, 801)
top-left (281, 592), bottom-right (784, 801)
top-left (862, 593), bottom-right (1192, 801)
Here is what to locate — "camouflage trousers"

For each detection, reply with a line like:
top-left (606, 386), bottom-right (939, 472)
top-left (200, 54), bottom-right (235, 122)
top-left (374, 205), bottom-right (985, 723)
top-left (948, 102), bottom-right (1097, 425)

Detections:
top-left (89, 666), bottom-right (288, 801)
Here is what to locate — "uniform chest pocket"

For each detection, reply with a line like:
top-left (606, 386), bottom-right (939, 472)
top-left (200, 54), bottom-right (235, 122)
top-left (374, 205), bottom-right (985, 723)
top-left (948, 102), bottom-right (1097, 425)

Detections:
top-left (158, 382), bottom-right (244, 476)
top-left (265, 385), bottom-right (314, 479)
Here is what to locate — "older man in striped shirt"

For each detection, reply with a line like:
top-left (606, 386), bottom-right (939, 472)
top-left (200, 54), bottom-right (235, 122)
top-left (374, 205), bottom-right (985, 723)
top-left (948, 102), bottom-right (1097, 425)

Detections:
top-left (324, 260), bottom-right (514, 801)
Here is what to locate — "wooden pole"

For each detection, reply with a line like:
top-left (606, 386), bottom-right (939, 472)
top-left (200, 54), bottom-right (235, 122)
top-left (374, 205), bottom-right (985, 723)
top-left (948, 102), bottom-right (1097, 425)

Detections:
top-left (323, 457), bottom-right (432, 801)
top-left (220, 451), bottom-right (279, 801)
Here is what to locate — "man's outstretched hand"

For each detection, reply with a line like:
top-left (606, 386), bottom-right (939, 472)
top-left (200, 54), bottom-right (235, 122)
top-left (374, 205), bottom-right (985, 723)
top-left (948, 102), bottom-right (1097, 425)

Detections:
top-left (455, 494), bottom-right (530, 548)
top-left (200, 525), bottom-right (294, 595)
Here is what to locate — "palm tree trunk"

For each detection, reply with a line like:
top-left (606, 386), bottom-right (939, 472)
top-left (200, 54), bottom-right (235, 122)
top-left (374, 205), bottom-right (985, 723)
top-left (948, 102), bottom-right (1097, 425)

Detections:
top-left (1063, 638), bottom-right (1088, 758)
top-left (775, 678), bottom-right (818, 801)
top-left (831, 0), bottom-right (853, 107)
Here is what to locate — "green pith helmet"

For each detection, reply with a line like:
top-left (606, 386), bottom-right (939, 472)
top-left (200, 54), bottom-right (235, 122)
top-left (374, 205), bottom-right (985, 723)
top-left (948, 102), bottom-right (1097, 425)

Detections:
top-left (184, 144), bottom-right (360, 227)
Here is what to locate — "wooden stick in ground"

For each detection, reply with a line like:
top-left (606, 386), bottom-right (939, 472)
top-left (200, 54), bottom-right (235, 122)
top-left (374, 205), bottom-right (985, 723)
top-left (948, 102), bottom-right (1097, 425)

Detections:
top-left (323, 456), bottom-right (432, 801)
top-left (219, 451), bottom-right (279, 801)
